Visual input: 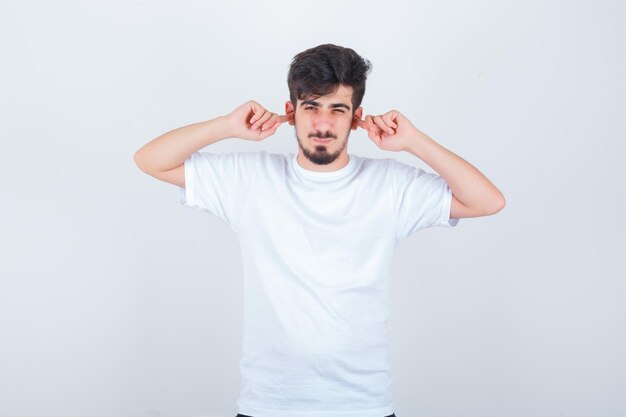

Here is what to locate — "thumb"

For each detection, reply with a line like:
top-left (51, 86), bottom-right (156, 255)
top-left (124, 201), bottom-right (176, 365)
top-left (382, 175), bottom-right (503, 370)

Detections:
top-left (259, 120), bottom-right (281, 139)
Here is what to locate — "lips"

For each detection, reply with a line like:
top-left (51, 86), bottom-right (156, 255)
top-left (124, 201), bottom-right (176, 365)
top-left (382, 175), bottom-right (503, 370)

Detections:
top-left (313, 138), bottom-right (332, 144)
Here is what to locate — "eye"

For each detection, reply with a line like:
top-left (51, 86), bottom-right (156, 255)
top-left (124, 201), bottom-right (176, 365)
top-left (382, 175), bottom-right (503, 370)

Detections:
top-left (303, 106), bottom-right (345, 113)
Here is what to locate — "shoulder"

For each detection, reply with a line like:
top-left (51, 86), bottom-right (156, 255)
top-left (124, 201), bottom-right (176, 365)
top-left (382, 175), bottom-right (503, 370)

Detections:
top-left (188, 151), bottom-right (260, 174)
top-left (385, 156), bottom-right (429, 177)
top-left (192, 150), bottom-right (258, 161)
top-left (255, 150), bottom-right (291, 166)
top-left (351, 154), bottom-right (392, 171)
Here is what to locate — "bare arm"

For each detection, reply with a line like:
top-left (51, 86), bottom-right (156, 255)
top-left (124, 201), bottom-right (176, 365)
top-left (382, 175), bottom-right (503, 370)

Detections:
top-left (133, 101), bottom-right (291, 187)
top-left (359, 110), bottom-right (505, 216)
top-left (133, 115), bottom-right (231, 174)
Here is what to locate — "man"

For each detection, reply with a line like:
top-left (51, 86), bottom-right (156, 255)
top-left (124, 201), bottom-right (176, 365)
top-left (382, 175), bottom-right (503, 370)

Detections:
top-left (134, 43), bottom-right (505, 417)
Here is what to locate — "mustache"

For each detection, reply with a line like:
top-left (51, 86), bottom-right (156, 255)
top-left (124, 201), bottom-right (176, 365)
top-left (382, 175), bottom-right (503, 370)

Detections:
top-left (309, 131), bottom-right (336, 139)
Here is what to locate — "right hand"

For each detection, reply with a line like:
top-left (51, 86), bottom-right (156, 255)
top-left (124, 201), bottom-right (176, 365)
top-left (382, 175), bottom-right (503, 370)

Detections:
top-left (226, 100), bottom-right (291, 141)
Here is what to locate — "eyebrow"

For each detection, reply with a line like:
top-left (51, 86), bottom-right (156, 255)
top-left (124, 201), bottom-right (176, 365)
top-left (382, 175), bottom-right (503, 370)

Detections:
top-left (300, 100), bottom-right (351, 111)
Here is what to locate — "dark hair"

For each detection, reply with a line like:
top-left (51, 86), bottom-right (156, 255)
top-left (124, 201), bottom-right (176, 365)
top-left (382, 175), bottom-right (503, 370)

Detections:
top-left (287, 44), bottom-right (372, 114)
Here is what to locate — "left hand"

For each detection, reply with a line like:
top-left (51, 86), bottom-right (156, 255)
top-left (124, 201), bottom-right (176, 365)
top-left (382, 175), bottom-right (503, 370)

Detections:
top-left (357, 110), bottom-right (421, 152)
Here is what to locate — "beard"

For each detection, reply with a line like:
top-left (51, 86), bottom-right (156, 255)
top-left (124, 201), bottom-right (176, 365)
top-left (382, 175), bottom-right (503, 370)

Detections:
top-left (295, 126), bottom-right (351, 166)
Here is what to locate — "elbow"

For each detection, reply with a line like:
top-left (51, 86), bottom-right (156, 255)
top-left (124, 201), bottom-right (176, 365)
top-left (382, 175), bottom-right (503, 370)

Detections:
top-left (488, 194), bottom-right (506, 214)
top-left (133, 150), bottom-right (149, 173)
top-left (133, 151), bottom-right (142, 168)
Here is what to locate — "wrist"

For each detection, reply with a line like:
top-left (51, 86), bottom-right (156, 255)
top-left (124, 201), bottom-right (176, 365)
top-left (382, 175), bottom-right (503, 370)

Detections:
top-left (209, 115), bottom-right (233, 141)
top-left (404, 131), bottom-right (432, 157)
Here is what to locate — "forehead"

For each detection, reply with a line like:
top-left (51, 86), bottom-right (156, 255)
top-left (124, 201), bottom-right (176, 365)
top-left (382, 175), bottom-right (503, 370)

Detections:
top-left (300, 84), bottom-right (353, 104)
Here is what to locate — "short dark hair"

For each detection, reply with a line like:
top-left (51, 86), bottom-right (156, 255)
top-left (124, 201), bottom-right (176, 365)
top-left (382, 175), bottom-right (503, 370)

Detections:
top-left (287, 44), bottom-right (372, 114)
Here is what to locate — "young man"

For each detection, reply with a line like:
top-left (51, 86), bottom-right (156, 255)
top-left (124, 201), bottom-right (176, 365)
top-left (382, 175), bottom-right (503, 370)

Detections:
top-left (134, 43), bottom-right (505, 417)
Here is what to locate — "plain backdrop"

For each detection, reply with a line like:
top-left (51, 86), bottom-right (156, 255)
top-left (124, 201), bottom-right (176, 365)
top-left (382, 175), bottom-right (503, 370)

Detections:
top-left (1, 1), bottom-right (624, 416)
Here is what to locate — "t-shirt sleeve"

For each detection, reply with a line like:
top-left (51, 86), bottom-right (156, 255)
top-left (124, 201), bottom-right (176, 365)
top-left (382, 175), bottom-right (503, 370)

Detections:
top-left (390, 158), bottom-right (460, 241)
top-left (178, 151), bottom-right (257, 230)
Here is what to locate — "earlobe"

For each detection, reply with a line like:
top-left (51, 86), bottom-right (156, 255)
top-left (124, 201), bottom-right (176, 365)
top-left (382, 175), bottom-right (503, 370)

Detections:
top-left (352, 107), bottom-right (363, 130)
top-left (285, 101), bottom-right (295, 126)
top-left (352, 115), bottom-right (359, 130)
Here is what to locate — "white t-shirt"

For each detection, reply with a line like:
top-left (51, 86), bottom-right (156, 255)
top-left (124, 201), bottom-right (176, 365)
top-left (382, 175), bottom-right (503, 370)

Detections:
top-left (179, 151), bottom-right (459, 417)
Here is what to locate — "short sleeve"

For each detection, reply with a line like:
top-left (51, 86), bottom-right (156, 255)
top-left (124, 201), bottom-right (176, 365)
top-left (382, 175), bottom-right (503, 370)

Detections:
top-left (390, 158), bottom-right (460, 241)
top-left (178, 151), bottom-right (257, 231)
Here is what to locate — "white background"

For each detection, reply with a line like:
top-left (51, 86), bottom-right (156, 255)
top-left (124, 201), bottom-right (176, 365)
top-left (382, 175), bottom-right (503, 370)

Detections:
top-left (1, 1), bottom-right (624, 416)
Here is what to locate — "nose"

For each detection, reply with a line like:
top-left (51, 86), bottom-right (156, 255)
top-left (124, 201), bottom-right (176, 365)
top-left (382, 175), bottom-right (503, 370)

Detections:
top-left (312, 113), bottom-right (333, 133)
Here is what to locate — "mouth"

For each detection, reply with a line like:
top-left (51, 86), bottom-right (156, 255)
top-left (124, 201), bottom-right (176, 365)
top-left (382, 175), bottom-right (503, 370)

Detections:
top-left (313, 138), bottom-right (332, 144)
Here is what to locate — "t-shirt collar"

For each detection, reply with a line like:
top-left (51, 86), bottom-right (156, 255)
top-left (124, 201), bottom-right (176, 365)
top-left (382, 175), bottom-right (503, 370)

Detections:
top-left (292, 153), bottom-right (356, 180)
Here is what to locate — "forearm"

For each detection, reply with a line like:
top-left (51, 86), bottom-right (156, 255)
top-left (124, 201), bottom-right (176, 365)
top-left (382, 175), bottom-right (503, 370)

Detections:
top-left (405, 132), bottom-right (505, 213)
top-left (134, 115), bottom-right (231, 173)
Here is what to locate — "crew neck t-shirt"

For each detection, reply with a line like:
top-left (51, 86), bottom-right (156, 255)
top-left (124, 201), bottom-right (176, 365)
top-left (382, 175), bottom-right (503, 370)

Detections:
top-left (179, 151), bottom-right (459, 417)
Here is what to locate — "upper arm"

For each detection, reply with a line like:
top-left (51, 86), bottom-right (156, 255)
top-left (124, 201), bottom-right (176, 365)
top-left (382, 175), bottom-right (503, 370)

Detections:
top-left (450, 193), bottom-right (506, 219)
top-left (145, 164), bottom-right (185, 188)
top-left (450, 193), bottom-right (487, 219)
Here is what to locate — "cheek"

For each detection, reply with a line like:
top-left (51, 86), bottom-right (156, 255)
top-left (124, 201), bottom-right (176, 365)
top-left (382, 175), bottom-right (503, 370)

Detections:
top-left (293, 114), bottom-right (303, 127)
top-left (294, 123), bottom-right (309, 139)
top-left (295, 118), bottom-right (313, 133)
top-left (341, 118), bottom-right (354, 132)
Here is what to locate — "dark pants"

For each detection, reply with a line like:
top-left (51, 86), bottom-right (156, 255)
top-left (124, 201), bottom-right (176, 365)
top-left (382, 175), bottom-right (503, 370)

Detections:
top-left (236, 414), bottom-right (396, 417)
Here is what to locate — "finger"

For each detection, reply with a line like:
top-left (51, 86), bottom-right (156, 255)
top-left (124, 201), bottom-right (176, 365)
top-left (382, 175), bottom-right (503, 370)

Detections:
top-left (363, 117), bottom-right (382, 143)
top-left (382, 112), bottom-right (397, 128)
top-left (252, 111), bottom-right (271, 129)
top-left (266, 121), bottom-right (280, 132)
top-left (364, 116), bottom-right (380, 135)
top-left (360, 115), bottom-right (374, 130)
top-left (270, 119), bottom-right (283, 132)
top-left (261, 114), bottom-right (281, 131)
top-left (376, 116), bottom-right (394, 134)
top-left (374, 115), bottom-right (394, 133)
top-left (373, 115), bottom-right (394, 134)
top-left (249, 108), bottom-right (267, 126)
top-left (257, 129), bottom-right (273, 140)
top-left (277, 114), bottom-right (292, 123)
top-left (253, 111), bottom-right (273, 130)
top-left (260, 122), bottom-right (281, 139)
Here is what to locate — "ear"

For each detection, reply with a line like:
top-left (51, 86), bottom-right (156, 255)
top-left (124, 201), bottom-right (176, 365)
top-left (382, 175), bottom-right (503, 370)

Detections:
top-left (285, 101), bottom-right (295, 126)
top-left (351, 106), bottom-right (363, 130)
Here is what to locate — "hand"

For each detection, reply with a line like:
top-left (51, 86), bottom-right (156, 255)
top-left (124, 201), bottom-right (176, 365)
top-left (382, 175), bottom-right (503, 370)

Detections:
top-left (226, 100), bottom-right (291, 141)
top-left (357, 110), bottom-right (421, 152)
